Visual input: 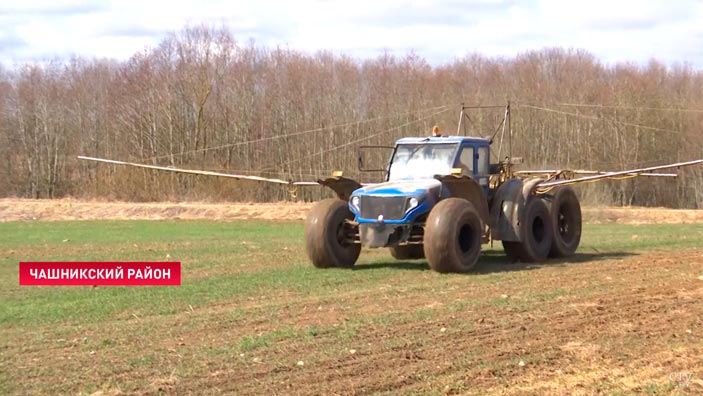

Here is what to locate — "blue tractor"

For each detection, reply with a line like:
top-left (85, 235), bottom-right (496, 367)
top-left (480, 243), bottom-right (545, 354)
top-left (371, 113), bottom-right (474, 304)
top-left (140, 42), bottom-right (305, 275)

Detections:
top-left (77, 105), bottom-right (703, 273)
top-left (304, 129), bottom-right (583, 273)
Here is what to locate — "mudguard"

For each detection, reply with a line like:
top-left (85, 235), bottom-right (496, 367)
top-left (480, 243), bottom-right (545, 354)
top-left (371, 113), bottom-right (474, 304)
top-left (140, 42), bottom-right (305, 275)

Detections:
top-left (434, 174), bottom-right (490, 226)
top-left (490, 178), bottom-right (543, 241)
top-left (317, 176), bottom-right (362, 201)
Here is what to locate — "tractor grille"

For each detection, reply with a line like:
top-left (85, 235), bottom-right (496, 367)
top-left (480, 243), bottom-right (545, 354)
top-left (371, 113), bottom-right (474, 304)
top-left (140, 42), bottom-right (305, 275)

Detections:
top-left (359, 196), bottom-right (407, 220)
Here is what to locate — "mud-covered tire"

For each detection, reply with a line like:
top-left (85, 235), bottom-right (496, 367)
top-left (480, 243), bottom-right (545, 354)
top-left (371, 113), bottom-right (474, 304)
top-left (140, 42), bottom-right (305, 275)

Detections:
top-left (389, 244), bottom-right (425, 260)
top-left (424, 198), bottom-right (482, 273)
top-left (519, 197), bottom-right (553, 262)
top-left (304, 199), bottom-right (360, 268)
top-left (502, 241), bottom-right (523, 262)
top-left (548, 187), bottom-right (582, 258)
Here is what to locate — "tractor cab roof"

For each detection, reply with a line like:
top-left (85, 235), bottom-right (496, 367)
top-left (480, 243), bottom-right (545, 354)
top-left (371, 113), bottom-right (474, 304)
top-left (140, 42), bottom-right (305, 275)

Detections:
top-left (395, 136), bottom-right (490, 145)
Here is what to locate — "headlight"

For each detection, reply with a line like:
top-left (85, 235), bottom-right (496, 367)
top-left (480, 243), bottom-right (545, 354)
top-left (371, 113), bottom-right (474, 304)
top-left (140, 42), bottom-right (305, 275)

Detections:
top-left (351, 196), bottom-right (361, 211)
top-left (407, 197), bottom-right (419, 212)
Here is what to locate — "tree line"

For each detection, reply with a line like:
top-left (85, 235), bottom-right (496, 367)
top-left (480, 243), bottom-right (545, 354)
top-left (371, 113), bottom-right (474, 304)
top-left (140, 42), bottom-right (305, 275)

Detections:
top-left (1, 26), bottom-right (702, 207)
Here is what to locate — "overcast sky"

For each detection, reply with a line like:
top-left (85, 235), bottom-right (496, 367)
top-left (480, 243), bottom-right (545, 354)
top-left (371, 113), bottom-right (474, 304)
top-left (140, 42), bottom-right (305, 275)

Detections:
top-left (1, 0), bottom-right (702, 68)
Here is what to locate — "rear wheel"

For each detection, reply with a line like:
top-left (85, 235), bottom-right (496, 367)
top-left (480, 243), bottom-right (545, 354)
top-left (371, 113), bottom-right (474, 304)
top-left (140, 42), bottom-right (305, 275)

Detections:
top-left (548, 187), bottom-right (582, 258)
top-left (389, 244), bottom-right (425, 260)
top-left (519, 197), bottom-right (553, 262)
top-left (424, 198), bottom-right (482, 273)
top-left (304, 199), bottom-right (360, 268)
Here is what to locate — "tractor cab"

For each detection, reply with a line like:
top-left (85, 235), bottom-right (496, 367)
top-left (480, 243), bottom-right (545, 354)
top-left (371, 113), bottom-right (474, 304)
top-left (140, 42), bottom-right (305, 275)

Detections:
top-left (388, 136), bottom-right (490, 192)
top-left (348, 135), bottom-right (492, 249)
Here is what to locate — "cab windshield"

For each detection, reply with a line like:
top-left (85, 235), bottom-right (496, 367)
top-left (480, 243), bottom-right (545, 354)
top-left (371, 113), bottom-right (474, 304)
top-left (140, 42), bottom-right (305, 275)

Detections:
top-left (388, 143), bottom-right (459, 180)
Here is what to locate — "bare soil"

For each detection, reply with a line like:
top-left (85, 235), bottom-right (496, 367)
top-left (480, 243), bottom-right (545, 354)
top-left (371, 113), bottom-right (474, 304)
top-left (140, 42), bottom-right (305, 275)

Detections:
top-left (8, 249), bottom-right (702, 395)
top-left (163, 250), bottom-right (703, 396)
top-left (0, 198), bottom-right (313, 222)
top-left (2, 216), bottom-right (702, 395)
top-left (1, 198), bottom-right (702, 223)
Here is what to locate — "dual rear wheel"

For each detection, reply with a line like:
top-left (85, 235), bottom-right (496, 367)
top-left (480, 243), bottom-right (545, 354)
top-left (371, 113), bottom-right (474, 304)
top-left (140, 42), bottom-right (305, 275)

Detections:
top-left (502, 186), bottom-right (582, 262)
top-left (548, 187), bottom-right (582, 258)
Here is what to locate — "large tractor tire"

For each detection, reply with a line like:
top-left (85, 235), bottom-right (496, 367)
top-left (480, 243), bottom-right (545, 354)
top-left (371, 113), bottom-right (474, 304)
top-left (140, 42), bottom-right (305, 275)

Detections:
top-left (304, 199), bottom-right (361, 268)
top-left (548, 187), bottom-right (582, 258)
top-left (424, 198), bottom-right (483, 273)
top-left (518, 197), bottom-right (554, 262)
top-left (389, 244), bottom-right (425, 260)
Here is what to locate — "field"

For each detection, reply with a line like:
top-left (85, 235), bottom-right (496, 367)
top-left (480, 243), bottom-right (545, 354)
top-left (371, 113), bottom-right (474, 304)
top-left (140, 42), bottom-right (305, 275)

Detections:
top-left (1, 211), bottom-right (703, 395)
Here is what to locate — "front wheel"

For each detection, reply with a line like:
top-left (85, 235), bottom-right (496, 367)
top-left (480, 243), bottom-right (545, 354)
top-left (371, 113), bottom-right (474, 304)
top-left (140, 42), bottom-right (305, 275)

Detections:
top-left (304, 199), bottom-right (360, 268)
top-left (424, 198), bottom-right (483, 273)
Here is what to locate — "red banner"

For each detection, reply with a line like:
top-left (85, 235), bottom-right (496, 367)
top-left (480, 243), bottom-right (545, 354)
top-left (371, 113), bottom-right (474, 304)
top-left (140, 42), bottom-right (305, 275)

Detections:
top-left (19, 262), bottom-right (181, 286)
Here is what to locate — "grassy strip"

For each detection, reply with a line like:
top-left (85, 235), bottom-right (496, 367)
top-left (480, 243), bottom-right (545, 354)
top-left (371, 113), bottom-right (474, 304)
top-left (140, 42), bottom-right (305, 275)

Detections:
top-left (1, 221), bottom-right (701, 327)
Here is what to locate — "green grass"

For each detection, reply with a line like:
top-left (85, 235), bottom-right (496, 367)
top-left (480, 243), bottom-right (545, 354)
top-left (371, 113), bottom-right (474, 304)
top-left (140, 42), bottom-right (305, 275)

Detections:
top-left (0, 220), bottom-right (702, 395)
top-left (1, 221), bottom-right (701, 328)
top-left (580, 223), bottom-right (703, 251)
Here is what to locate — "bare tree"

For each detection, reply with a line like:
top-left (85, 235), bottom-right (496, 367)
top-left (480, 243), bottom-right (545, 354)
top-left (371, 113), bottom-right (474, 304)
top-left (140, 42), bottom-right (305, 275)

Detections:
top-left (0, 27), bottom-right (701, 206)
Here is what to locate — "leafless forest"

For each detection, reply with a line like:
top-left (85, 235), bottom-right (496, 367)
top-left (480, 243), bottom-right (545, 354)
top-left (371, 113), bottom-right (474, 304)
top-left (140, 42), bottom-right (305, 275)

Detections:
top-left (1, 26), bottom-right (702, 207)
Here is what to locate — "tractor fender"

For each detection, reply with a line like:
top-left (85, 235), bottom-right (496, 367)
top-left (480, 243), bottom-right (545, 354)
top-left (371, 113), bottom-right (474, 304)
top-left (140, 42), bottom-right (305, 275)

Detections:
top-left (434, 174), bottom-right (490, 226)
top-left (521, 178), bottom-right (544, 201)
top-left (490, 177), bottom-right (544, 242)
top-left (317, 176), bottom-right (362, 201)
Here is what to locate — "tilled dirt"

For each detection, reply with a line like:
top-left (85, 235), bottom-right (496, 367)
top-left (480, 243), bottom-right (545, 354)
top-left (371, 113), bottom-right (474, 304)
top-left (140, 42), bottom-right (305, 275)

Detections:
top-left (1, 198), bottom-right (702, 223)
top-left (11, 250), bottom-right (699, 396)
top-left (190, 250), bottom-right (703, 396)
top-left (2, 215), bottom-right (702, 395)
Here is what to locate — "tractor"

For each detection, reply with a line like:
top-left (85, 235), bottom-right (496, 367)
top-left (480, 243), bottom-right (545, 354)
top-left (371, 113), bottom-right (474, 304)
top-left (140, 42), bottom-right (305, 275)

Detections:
top-left (77, 104), bottom-right (703, 273)
top-left (305, 133), bottom-right (580, 273)
top-left (304, 104), bottom-right (702, 273)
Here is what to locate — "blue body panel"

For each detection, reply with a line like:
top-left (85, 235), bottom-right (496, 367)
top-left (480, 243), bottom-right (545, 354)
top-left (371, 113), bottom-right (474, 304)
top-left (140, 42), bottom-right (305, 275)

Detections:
top-left (351, 135), bottom-right (491, 229)
top-left (395, 136), bottom-right (490, 145)
top-left (351, 200), bottom-right (432, 225)
top-left (349, 178), bottom-right (443, 224)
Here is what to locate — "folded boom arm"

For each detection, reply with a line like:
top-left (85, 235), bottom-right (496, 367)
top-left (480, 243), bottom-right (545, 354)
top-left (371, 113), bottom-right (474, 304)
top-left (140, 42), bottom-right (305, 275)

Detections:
top-left (535, 159), bottom-right (703, 191)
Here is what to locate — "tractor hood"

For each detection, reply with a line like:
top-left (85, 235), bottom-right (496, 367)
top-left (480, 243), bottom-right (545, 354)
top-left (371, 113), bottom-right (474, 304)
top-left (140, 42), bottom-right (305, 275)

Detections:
top-left (349, 178), bottom-right (442, 225)
top-left (354, 178), bottom-right (442, 197)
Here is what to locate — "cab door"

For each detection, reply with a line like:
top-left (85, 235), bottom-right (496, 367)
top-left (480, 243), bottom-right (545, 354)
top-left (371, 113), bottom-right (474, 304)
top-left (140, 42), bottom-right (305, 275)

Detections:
top-left (457, 145), bottom-right (475, 176)
top-left (475, 145), bottom-right (490, 193)
top-left (456, 143), bottom-right (490, 194)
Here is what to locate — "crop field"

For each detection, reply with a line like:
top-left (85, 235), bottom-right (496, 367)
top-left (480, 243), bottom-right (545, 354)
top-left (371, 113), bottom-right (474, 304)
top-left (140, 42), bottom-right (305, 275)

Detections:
top-left (1, 216), bottom-right (703, 395)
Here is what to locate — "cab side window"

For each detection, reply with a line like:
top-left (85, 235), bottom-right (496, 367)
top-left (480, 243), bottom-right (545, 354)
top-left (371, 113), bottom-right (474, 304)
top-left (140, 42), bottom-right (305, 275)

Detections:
top-left (477, 146), bottom-right (489, 175)
top-left (458, 147), bottom-right (474, 175)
